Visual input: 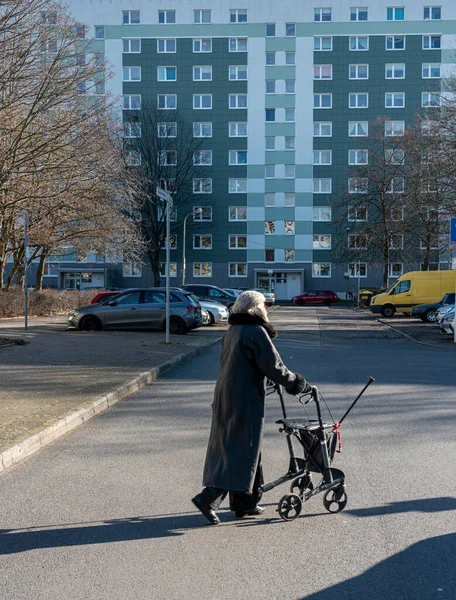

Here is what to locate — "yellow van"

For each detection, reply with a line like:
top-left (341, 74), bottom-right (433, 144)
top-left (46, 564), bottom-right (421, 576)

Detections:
top-left (370, 270), bottom-right (456, 317)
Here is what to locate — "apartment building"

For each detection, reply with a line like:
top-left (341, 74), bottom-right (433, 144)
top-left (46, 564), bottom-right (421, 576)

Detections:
top-left (45, 0), bottom-right (455, 297)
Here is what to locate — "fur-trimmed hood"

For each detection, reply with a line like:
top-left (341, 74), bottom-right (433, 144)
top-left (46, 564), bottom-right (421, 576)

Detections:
top-left (228, 312), bottom-right (278, 339)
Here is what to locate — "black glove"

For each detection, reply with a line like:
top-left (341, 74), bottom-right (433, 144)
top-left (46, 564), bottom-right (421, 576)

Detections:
top-left (286, 373), bottom-right (309, 395)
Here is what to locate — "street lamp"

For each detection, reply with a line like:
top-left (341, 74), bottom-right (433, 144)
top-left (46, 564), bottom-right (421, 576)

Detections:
top-left (156, 186), bottom-right (173, 343)
top-left (182, 208), bottom-right (202, 286)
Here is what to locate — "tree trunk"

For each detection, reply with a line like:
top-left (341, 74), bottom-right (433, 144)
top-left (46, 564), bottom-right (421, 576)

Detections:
top-left (35, 251), bottom-right (48, 291)
top-left (383, 248), bottom-right (390, 288)
top-left (0, 259), bottom-right (5, 290)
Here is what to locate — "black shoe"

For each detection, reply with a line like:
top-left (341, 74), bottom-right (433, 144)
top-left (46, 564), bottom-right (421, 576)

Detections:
top-left (235, 505), bottom-right (265, 518)
top-left (192, 494), bottom-right (220, 525)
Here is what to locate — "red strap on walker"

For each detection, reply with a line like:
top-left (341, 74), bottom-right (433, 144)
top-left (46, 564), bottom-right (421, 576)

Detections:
top-left (332, 422), bottom-right (342, 453)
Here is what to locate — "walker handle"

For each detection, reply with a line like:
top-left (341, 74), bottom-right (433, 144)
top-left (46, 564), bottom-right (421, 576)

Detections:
top-left (338, 376), bottom-right (375, 425)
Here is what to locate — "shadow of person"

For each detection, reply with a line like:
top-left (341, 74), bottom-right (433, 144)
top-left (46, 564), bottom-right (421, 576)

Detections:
top-left (345, 496), bottom-right (456, 518)
top-left (300, 533), bottom-right (456, 600)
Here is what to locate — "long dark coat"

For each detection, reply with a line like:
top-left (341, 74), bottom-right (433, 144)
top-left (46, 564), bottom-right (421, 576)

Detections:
top-left (202, 313), bottom-right (306, 493)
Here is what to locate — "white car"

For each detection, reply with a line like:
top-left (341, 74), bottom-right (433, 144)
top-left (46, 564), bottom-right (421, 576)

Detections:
top-left (440, 313), bottom-right (455, 334)
top-left (434, 304), bottom-right (455, 323)
top-left (238, 288), bottom-right (275, 306)
top-left (199, 300), bottom-right (229, 325)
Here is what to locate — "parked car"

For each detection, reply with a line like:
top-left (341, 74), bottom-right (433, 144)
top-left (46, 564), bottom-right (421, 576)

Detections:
top-left (201, 308), bottom-right (211, 326)
top-left (199, 300), bottom-right (229, 325)
top-left (439, 310), bottom-right (455, 335)
top-left (411, 292), bottom-right (456, 323)
top-left (90, 291), bottom-right (121, 304)
top-left (182, 284), bottom-right (237, 308)
top-left (68, 288), bottom-right (203, 334)
top-left (434, 303), bottom-right (455, 324)
top-left (238, 288), bottom-right (275, 306)
top-left (292, 290), bottom-right (339, 306)
top-left (223, 288), bottom-right (243, 298)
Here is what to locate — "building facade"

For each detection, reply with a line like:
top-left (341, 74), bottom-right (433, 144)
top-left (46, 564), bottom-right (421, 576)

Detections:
top-left (35, 0), bottom-right (456, 297)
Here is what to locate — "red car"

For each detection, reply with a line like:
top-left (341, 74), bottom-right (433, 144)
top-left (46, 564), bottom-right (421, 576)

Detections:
top-left (90, 291), bottom-right (122, 304)
top-left (292, 290), bottom-right (339, 306)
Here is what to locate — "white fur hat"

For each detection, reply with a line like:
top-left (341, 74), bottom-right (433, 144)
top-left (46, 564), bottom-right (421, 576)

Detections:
top-left (232, 291), bottom-right (267, 318)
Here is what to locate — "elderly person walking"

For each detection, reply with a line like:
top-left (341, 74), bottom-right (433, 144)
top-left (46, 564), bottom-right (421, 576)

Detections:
top-left (192, 290), bottom-right (310, 525)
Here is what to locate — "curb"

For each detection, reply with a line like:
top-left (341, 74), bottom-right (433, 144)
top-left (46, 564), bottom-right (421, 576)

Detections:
top-left (0, 336), bottom-right (222, 473)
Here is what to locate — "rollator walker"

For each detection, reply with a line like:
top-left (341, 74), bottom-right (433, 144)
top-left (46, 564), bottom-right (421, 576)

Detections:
top-left (261, 377), bottom-right (375, 521)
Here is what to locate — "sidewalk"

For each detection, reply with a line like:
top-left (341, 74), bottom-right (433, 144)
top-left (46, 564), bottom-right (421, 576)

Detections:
top-left (0, 315), bottom-right (224, 466)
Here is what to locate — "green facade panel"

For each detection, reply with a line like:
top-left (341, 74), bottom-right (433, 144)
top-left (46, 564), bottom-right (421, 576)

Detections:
top-left (265, 94), bottom-right (296, 109)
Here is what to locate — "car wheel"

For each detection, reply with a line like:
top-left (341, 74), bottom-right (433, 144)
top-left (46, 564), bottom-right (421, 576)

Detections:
top-left (424, 309), bottom-right (436, 323)
top-left (207, 311), bottom-right (215, 326)
top-left (169, 317), bottom-right (187, 335)
top-left (380, 305), bottom-right (395, 318)
top-left (79, 315), bottom-right (102, 331)
top-left (297, 299), bottom-right (305, 306)
top-left (323, 299), bottom-right (331, 307)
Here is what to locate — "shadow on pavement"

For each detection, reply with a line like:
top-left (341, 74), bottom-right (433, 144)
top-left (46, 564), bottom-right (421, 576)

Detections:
top-left (345, 496), bottom-right (456, 518)
top-left (300, 533), bottom-right (455, 600)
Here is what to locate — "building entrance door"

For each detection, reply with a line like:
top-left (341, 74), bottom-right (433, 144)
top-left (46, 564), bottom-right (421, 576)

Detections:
top-left (256, 272), bottom-right (303, 300)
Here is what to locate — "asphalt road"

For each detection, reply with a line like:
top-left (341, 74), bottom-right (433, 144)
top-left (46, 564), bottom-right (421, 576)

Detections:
top-left (0, 307), bottom-right (455, 600)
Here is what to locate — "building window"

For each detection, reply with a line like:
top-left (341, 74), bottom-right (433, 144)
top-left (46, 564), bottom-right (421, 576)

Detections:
top-left (265, 165), bottom-right (275, 179)
top-left (386, 92), bottom-right (405, 108)
top-left (194, 9), bottom-right (211, 23)
top-left (123, 10), bottom-right (140, 24)
top-left (229, 234), bottom-right (247, 248)
top-left (386, 177), bottom-right (405, 193)
top-left (229, 179), bottom-right (247, 193)
top-left (193, 122), bottom-right (212, 137)
top-left (193, 234), bottom-right (212, 249)
top-left (348, 149), bottom-right (368, 165)
top-left (349, 64), bottom-right (369, 79)
top-left (158, 150), bottom-right (177, 166)
top-left (229, 150), bottom-right (247, 165)
top-left (157, 39), bottom-right (176, 53)
top-left (286, 23), bottom-right (296, 36)
top-left (229, 206), bottom-right (247, 221)
top-left (385, 149), bottom-right (405, 164)
top-left (285, 221), bottom-right (295, 235)
top-left (229, 122), bottom-right (248, 137)
top-left (285, 193), bottom-right (295, 206)
top-left (193, 66), bottom-right (212, 81)
top-left (389, 263), bottom-right (403, 278)
top-left (285, 109), bottom-right (295, 122)
top-left (193, 150), bottom-right (212, 166)
top-left (265, 221), bottom-right (275, 234)
top-left (313, 263), bottom-right (331, 277)
top-left (348, 206), bottom-right (368, 221)
top-left (265, 193), bottom-right (275, 206)
top-left (285, 51), bottom-right (296, 65)
top-left (193, 94), bottom-right (212, 109)
top-left (348, 263), bottom-right (367, 277)
top-left (285, 165), bottom-right (295, 178)
top-left (123, 39), bottom-right (141, 53)
top-left (420, 235), bottom-right (440, 250)
top-left (313, 178), bottom-right (332, 193)
top-left (94, 26), bottom-right (104, 39)
top-left (314, 93), bottom-right (332, 108)
top-left (229, 38), bottom-right (248, 52)
top-left (157, 94), bottom-right (176, 110)
top-left (348, 178), bottom-right (368, 193)
top-left (389, 234), bottom-right (404, 249)
top-left (349, 93), bottom-right (368, 108)
top-left (123, 122), bottom-right (141, 138)
top-left (123, 95), bottom-right (141, 110)
top-left (158, 10), bottom-right (175, 24)
top-left (313, 150), bottom-right (332, 165)
top-left (266, 80), bottom-right (276, 94)
top-left (313, 207), bottom-right (332, 221)
top-left (265, 108), bottom-right (275, 122)
top-left (349, 121), bottom-right (368, 136)
top-left (229, 263), bottom-right (247, 277)
top-left (229, 94), bottom-right (248, 108)
top-left (350, 36), bottom-right (369, 50)
top-left (313, 234), bottom-right (331, 249)
top-left (265, 249), bottom-right (275, 262)
top-left (314, 8), bottom-right (332, 22)
top-left (123, 263), bottom-right (142, 276)
top-left (422, 63), bottom-right (441, 78)
top-left (159, 263), bottom-right (177, 277)
top-left (193, 38), bottom-right (212, 52)
top-left (423, 35), bottom-right (441, 49)
top-left (157, 66), bottom-right (176, 81)
top-left (387, 7), bottom-right (404, 21)
top-left (265, 136), bottom-right (276, 150)
top-left (230, 9), bottom-right (248, 23)
top-left (386, 35), bottom-right (405, 50)
top-left (385, 120), bottom-right (405, 136)
top-left (424, 6), bottom-right (441, 19)
top-left (386, 64), bottom-right (405, 79)
top-left (193, 263), bottom-right (212, 277)
top-left (314, 64), bottom-right (333, 80)
top-left (348, 234), bottom-right (368, 249)
top-left (193, 206), bottom-right (212, 221)
top-left (285, 80), bottom-right (295, 94)
top-left (125, 149), bottom-right (141, 166)
top-left (422, 92), bottom-right (441, 107)
top-left (350, 7), bottom-right (368, 21)
top-left (229, 65), bottom-right (248, 80)
top-left (265, 23), bottom-right (276, 37)
top-left (314, 36), bottom-right (332, 51)
top-left (266, 51), bottom-right (276, 65)
top-left (193, 178), bottom-right (212, 193)
top-left (285, 136), bottom-right (295, 150)
top-left (314, 122), bottom-right (333, 137)
top-left (390, 206), bottom-right (404, 220)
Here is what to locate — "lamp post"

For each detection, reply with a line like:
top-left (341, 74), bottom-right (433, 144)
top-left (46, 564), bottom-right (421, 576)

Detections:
top-left (182, 208), bottom-right (202, 286)
top-left (156, 186), bottom-right (173, 343)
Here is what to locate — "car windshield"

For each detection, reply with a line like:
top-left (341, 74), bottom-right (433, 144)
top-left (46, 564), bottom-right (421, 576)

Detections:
top-left (442, 293), bottom-right (455, 304)
top-left (184, 293), bottom-right (200, 305)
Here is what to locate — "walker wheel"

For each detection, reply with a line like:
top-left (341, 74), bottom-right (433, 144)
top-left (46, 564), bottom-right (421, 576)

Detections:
top-left (290, 474), bottom-right (314, 500)
top-left (323, 487), bottom-right (348, 513)
top-left (277, 494), bottom-right (302, 521)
